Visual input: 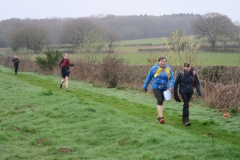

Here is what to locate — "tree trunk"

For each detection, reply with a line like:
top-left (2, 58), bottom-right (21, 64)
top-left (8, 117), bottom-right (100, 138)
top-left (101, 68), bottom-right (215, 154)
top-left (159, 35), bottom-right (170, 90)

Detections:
top-left (222, 42), bottom-right (225, 52)
top-left (211, 42), bottom-right (216, 51)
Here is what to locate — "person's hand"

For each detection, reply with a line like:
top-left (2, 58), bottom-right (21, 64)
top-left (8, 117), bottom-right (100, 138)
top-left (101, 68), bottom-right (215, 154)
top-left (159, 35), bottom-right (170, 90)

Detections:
top-left (143, 89), bottom-right (148, 93)
top-left (169, 88), bottom-right (173, 92)
top-left (174, 95), bottom-right (182, 102)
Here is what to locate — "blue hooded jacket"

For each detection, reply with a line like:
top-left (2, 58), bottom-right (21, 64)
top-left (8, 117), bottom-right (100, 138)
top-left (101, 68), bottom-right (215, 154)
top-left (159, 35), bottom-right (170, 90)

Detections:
top-left (143, 64), bottom-right (174, 91)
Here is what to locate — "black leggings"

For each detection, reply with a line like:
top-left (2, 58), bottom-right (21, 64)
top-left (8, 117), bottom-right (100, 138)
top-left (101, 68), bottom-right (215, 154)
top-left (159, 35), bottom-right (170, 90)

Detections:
top-left (14, 65), bottom-right (18, 74)
top-left (180, 93), bottom-right (192, 117)
top-left (153, 89), bottom-right (164, 105)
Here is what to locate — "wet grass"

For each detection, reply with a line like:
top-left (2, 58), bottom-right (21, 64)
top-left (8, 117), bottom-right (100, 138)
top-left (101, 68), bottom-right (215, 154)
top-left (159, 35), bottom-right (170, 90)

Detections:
top-left (0, 66), bottom-right (240, 159)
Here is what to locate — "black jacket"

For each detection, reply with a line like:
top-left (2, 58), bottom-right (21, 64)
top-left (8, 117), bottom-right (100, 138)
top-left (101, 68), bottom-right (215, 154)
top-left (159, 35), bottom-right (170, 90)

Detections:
top-left (12, 58), bottom-right (20, 66)
top-left (174, 69), bottom-right (202, 96)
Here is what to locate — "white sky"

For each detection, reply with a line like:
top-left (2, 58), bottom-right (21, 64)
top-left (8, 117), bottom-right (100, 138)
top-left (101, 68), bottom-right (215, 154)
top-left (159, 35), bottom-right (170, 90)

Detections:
top-left (0, 0), bottom-right (239, 21)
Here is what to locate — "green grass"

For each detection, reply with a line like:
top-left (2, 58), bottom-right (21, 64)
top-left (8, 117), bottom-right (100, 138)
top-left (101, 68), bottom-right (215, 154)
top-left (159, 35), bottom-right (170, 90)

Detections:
top-left (1, 65), bottom-right (240, 159)
top-left (118, 37), bottom-right (165, 45)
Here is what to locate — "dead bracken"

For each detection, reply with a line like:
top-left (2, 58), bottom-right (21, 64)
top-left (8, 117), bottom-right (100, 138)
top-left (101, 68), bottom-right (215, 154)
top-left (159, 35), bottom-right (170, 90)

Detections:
top-left (6, 126), bottom-right (20, 131)
top-left (37, 139), bottom-right (52, 144)
top-left (58, 147), bottom-right (73, 153)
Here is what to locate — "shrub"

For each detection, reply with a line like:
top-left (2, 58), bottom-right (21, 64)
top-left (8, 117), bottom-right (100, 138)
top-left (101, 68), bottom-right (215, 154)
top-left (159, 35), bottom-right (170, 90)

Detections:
top-left (100, 54), bottom-right (124, 88)
top-left (35, 50), bottom-right (62, 72)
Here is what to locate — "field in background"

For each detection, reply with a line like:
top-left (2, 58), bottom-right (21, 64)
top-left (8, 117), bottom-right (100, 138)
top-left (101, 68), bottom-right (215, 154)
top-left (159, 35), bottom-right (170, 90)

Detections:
top-left (118, 51), bottom-right (240, 66)
top-left (118, 37), bottom-right (165, 45)
top-left (1, 37), bottom-right (240, 66)
top-left (116, 38), bottom-right (240, 66)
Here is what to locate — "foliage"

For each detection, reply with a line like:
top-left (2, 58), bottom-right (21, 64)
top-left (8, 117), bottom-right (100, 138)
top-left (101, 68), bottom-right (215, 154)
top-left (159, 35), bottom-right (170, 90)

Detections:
top-left (100, 54), bottom-right (125, 88)
top-left (75, 29), bottom-right (106, 54)
top-left (16, 47), bottom-right (34, 55)
top-left (8, 23), bottom-right (50, 53)
top-left (201, 66), bottom-right (227, 83)
top-left (60, 19), bottom-right (102, 46)
top-left (35, 50), bottom-right (62, 71)
top-left (232, 21), bottom-right (240, 52)
top-left (192, 12), bottom-right (234, 51)
top-left (164, 30), bottom-right (202, 68)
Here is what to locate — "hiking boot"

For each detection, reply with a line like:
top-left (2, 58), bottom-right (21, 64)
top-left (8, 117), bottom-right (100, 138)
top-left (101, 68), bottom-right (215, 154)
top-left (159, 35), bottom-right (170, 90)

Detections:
top-left (184, 121), bottom-right (191, 126)
top-left (60, 83), bottom-right (62, 89)
top-left (182, 117), bottom-right (191, 126)
top-left (66, 88), bottom-right (69, 92)
top-left (156, 117), bottom-right (164, 124)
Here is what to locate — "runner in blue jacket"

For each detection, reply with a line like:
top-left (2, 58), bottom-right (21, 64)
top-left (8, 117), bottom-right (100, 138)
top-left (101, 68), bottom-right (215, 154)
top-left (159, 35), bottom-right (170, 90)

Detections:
top-left (143, 56), bottom-right (174, 124)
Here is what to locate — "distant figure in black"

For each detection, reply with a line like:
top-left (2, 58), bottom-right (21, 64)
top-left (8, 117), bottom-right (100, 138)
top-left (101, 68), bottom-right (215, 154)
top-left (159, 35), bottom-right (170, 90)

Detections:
top-left (12, 55), bottom-right (20, 75)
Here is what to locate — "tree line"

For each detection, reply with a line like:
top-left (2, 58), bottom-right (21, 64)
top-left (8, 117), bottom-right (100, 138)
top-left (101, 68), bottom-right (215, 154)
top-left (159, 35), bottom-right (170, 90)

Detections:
top-left (0, 13), bottom-right (239, 52)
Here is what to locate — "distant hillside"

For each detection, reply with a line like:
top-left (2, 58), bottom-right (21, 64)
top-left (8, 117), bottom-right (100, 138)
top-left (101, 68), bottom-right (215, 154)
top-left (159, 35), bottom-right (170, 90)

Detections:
top-left (0, 13), bottom-right (200, 47)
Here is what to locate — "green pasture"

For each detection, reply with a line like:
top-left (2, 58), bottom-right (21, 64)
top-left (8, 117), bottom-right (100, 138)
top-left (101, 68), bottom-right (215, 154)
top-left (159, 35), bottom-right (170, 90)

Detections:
top-left (117, 51), bottom-right (240, 66)
top-left (118, 37), bottom-right (166, 45)
top-left (2, 36), bottom-right (240, 66)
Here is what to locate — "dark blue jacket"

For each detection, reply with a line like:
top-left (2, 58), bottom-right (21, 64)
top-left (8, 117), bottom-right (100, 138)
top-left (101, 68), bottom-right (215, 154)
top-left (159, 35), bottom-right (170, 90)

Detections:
top-left (174, 69), bottom-right (202, 96)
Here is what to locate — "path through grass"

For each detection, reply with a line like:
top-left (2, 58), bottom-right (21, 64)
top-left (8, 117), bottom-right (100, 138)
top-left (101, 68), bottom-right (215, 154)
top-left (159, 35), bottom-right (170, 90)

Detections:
top-left (0, 66), bottom-right (240, 160)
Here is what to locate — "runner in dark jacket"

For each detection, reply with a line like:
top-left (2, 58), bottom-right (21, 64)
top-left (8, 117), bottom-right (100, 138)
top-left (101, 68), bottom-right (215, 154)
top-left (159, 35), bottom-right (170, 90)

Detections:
top-left (59, 53), bottom-right (74, 92)
top-left (174, 62), bottom-right (202, 126)
top-left (12, 55), bottom-right (20, 75)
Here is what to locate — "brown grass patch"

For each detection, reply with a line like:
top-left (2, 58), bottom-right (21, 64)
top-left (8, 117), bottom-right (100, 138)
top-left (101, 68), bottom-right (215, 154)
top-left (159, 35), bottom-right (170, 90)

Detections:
top-left (6, 126), bottom-right (20, 131)
top-left (58, 147), bottom-right (73, 153)
top-left (37, 139), bottom-right (52, 144)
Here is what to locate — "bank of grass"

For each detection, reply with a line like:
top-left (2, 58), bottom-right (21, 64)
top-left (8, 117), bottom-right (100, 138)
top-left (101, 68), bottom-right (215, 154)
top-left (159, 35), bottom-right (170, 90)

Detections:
top-left (0, 65), bottom-right (240, 159)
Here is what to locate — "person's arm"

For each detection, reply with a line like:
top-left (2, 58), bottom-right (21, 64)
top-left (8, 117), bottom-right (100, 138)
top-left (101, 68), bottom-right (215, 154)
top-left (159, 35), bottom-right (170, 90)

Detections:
top-left (68, 59), bottom-right (74, 66)
top-left (143, 68), bottom-right (153, 91)
top-left (174, 73), bottom-right (182, 102)
top-left (194, 74), bottom-right (202, 96)
top-left (168, 68), bottom-right (175, 89)
top-left (59, 59), bottom-right (63, 68)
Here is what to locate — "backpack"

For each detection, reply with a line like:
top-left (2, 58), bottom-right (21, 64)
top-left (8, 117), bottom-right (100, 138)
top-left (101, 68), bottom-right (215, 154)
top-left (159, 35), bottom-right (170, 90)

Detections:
top-left (61, 59), bottom-right (69, 67)
top-left (180, 70), bottom-right (196, 88)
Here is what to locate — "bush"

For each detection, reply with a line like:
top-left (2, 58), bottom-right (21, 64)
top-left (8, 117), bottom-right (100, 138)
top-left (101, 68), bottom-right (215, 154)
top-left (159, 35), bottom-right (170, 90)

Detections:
top-left (100, 54), bottom-right (124, 88)
top-left (35, 50), bottom-right (62, 71)
top-left (200, 66), bottom-right (240, 85)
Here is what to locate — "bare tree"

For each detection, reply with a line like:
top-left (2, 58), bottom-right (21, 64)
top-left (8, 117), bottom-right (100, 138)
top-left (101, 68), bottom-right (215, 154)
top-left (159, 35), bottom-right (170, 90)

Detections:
top-left (75, 29), bottom-right (106, 54)
top-left (8, 24), bottom-right (50, 53)
top-left (60, 19), bottom-right (98, 46)
top-left (232, 21), bottom-right (240, 52)
top-left (105, 30), bottom-right (121, 53)
top-left (192, 12), bottom-right (233, 51)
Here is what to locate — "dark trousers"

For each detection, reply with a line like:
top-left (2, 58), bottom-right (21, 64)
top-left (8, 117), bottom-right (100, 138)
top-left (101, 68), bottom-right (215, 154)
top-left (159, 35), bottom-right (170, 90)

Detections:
top-left (153, 89), bottom-right (164, 105)
top-left (14, 65), bottom-right (18, 75)
top-left (180, 93), bottom-right (192, 118)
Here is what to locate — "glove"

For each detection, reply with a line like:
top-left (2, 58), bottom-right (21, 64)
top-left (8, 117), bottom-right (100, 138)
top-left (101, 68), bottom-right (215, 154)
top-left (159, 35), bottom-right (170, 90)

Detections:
top-left (70, 64), bottom-right (74, 66)
top-left (143, 89), bottom-right (148, 93)
top-left (174, 95), bottom-right (182, 102)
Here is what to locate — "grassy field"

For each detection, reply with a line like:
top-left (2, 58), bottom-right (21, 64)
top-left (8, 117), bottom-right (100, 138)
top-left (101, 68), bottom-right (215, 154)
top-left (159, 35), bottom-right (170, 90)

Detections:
top-left (118, 37), bottom-right (165, 45)
top-left (1, 36), bottom-right (240, 66)
top-left (1, 65), bottom-right (240, 159)
top-left (115, 38), bottom-right (240, 66)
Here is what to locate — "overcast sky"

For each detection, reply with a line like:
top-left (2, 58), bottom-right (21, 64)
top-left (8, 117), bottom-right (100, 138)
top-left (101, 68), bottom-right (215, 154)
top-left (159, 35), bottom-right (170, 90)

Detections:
top-left (0, 0), bottom-right (239, 21)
